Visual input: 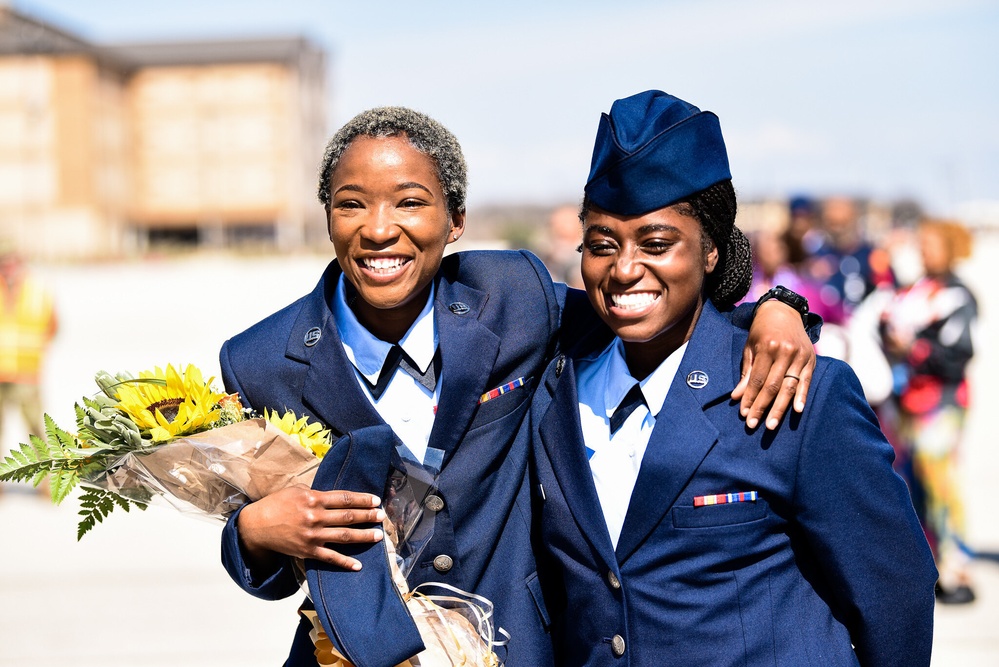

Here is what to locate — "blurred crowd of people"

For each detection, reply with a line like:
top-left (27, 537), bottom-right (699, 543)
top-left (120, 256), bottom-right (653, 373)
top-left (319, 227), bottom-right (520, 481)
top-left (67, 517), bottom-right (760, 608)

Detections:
top-left (739, 197), bottom-right (981, 606)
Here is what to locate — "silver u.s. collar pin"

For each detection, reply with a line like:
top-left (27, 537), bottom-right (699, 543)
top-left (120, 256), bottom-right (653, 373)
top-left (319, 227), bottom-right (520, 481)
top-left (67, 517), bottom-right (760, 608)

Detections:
top-left (449, 302), bottom-right (470, 315)
top-left (686, 370), bottom-right (708, 389)
top-left (304, 326), bottom-right (322, 347)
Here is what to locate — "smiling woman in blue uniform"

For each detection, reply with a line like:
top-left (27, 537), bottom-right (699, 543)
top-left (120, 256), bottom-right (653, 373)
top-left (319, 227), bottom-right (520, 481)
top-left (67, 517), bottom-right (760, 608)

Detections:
top-left (529, 91), bottom-right (937, 666)
top-left (218, 106), bottom-right (820, 667)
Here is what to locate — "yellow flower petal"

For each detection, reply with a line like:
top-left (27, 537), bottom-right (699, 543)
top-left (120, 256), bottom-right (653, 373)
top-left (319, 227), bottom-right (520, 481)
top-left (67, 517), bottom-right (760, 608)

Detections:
top-left (112, 364), bottom-right (226, 441)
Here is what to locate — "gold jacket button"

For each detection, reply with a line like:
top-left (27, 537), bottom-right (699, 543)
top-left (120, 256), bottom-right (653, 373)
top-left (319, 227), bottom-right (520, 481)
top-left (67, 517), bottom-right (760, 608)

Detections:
top-left (433, 554), bottom-right (454, 573)
top-left (424, 494), bottom-right (445, 512)
top-left (606, 570), bottom-right (621, 589)
top-left (611, 634), bottom-right (626, 657)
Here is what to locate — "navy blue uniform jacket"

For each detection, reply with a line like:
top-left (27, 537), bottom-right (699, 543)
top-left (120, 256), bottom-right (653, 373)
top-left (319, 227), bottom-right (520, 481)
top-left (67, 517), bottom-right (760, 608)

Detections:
top-left (530, 302), bottom-right (937, 667)
top-left (220, 250), bottom-right (576, 666)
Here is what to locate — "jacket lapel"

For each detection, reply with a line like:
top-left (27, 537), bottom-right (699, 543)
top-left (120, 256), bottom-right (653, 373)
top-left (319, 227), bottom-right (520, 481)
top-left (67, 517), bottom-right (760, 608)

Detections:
top-left (290, 261), bottom-right (384, 437)
top-left (538, 356), bottom-right (619, 569)
top-left (614, 303), bottom-right (738, 563)
top-left (428, 276), bottom-right (500, 465)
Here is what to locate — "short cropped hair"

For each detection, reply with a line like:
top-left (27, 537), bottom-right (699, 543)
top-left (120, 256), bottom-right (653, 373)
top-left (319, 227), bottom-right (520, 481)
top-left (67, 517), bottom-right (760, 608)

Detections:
top-left (317, 106), bottom-right (468, 216)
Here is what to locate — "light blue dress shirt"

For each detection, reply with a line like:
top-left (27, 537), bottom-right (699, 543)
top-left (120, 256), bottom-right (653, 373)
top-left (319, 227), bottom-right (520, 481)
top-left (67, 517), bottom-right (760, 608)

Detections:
top-left (332, 275), bottom-right (441, 467)
top-left (576, 337), bottom-right (687, 548)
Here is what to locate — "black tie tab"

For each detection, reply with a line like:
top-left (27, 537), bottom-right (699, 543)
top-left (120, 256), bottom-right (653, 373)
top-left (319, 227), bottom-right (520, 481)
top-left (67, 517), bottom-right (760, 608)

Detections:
top-left (365, 345), bottom-right (441, 400)
top-left (609, 384), bottom-right (646, 435)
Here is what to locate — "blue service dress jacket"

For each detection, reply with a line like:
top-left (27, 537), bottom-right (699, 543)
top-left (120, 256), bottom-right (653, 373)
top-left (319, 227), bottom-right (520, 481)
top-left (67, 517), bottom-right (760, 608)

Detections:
top-left (529, 301), bottom-right (937, 667)
top-left (220, 250), bottom-right (579, 667)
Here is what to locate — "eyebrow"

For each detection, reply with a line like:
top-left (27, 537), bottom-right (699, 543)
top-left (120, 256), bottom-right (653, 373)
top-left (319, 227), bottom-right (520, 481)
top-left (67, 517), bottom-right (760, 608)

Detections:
top-left (333, 182), bottom-right (435, 196)
top-left (584, 223), bottom-right (681, 235)
top-left (637, 223), bottom-right (680, 234)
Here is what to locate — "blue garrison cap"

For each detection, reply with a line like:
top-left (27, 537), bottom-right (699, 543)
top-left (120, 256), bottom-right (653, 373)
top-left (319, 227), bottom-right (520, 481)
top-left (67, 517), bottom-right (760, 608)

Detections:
top-left (584, 90), bottom-right (731, 216)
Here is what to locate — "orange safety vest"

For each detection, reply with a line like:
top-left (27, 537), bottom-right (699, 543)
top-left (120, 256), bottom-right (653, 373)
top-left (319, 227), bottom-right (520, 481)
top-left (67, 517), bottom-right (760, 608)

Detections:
top-left (0, 275), bottom-right (56, 384)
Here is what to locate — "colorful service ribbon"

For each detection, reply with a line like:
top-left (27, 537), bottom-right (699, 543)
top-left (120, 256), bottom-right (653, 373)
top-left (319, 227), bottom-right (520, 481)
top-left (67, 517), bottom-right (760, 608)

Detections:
top-left (693, 491), bottom-right (758, 507)
top-left (479, 377), bottom-right (526, 404)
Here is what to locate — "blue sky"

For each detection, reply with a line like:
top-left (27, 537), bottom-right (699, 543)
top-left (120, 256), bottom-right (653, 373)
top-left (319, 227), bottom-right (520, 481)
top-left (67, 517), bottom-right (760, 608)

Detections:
top-left (16, 0), bottom-right (999, 215)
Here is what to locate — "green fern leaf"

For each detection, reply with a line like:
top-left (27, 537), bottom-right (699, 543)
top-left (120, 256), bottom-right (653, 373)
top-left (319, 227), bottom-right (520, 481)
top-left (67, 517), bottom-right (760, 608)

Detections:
top-left (77, 488), bottom-right (116, 540)
top-left (50, 468), bottom-right (79, 504)
top-left (0, 444), bottom-right (46, 483)
top-left (29, 432), bottom-right (50, 461)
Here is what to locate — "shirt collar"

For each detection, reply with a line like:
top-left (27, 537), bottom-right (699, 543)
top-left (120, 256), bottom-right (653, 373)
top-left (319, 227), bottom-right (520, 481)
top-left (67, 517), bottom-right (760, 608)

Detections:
top-left (332, 274), bottom-right (438, 385)
top-left (594, 337), bottom-right (689, 419)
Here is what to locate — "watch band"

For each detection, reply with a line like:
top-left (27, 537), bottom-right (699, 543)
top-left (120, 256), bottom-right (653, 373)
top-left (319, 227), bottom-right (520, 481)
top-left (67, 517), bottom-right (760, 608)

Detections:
top-left (753, 285), bottom-right (810, 327)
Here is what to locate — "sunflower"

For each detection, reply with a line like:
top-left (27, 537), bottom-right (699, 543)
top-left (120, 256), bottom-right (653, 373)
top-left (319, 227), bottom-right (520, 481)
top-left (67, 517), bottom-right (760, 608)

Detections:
top-left (113, 364), bottom-right (226, 442)
top-left (265, 408), bottom-right (332, 459)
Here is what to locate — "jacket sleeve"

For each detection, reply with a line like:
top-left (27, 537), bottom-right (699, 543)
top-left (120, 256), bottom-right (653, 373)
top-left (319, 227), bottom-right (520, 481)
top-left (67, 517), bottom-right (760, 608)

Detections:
top-left (218, 340), bottom-right (303, 600)
top-left (220, 504), bottom-right (303, 600)
top-left (791, 359), bottom-right (937, 666)
top-left (726, 302), bottom-right (823, 344)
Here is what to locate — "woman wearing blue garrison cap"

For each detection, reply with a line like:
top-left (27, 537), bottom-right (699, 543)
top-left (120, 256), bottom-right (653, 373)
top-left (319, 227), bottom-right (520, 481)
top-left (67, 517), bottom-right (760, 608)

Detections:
top-left (218, 104), bottom-right (819, 667)
top-left (529, 90), bottom-right (938, 666)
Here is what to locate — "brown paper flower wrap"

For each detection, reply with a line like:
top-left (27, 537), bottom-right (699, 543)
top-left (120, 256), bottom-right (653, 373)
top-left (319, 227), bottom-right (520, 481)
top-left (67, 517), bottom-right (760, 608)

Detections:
top-left (300, 519), bottom-right (503, 667)
top-left (87, 418), bottom-right (321, 519)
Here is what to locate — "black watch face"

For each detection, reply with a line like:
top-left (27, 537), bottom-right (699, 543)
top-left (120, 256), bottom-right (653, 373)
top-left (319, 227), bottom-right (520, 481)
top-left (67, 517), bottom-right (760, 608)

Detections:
top-left (772, 287), bottom-right (807, 313)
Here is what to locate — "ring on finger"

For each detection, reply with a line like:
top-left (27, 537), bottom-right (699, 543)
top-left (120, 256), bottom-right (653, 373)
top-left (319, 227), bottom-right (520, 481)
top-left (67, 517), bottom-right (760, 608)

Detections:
top-left (784, 373), bottom-right (800, 381)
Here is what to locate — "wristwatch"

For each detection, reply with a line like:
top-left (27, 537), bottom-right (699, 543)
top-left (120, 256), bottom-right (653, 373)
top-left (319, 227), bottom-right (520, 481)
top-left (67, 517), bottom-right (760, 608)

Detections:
top-left (754, 285), bottom-right (810, 327)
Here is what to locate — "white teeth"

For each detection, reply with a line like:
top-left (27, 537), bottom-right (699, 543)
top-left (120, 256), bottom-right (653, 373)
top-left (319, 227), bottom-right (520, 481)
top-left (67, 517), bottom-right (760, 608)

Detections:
top-left (362, 257), bottom-right (408, 273)
top-left (610, 292), bottom-right (659, 309)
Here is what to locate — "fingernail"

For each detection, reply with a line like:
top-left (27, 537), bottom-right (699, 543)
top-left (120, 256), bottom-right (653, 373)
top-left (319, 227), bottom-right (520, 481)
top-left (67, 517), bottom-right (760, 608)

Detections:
top-left (767, 417), bottom-right (778, 430)
top-left (373, 528), bottom-right (384, 541)
top-left (375, 509), bottom-right (386, 521)
top-left (746, 417), bottom-right (758, 429)
top-left (351, 561), bottom-right (362, 571)
top-left (795, 400), bottom-right (804, 412)
top-left (370, 496), bottom-right (381, 506)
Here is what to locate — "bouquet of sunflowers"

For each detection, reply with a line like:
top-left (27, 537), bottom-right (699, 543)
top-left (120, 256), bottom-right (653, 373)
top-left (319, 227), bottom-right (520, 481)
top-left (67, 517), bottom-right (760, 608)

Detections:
top-left (0, 363), bottom-right (504, 666)
top-left (0, 363), bottom-right (326, 538)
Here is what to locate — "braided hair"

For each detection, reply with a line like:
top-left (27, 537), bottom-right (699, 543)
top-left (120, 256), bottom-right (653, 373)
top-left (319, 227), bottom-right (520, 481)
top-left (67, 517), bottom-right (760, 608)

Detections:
top-left (672, 180), bottom-right (752, 309)
top-left (578, 180), bottom-right (752, 309)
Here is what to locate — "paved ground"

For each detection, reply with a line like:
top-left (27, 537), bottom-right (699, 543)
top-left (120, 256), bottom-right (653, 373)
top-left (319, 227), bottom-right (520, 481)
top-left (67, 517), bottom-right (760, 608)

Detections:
top-left (1, 242), bottom-right (998, 666)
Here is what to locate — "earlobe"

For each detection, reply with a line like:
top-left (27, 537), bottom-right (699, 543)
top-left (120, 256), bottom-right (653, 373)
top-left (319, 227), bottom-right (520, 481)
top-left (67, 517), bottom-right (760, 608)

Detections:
top-left (447, 210), bottom-right (467, 244)
top-left (705, 246), bottom-right (719, 274)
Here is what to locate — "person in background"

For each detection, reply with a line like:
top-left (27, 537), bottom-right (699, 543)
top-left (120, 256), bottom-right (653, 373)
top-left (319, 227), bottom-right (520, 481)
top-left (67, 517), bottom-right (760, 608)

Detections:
top-left (742, 229), bottom-right (824, 310)
top-left (782, 195), bottom-right (823, 268)
top-left (0, 241), bottom-right (57, 498)
top-left (880, 218), bottom-right (978, 605)
top-left (807, 196), bottom-right (894, 322)
top-left (543, 204), bottom-right (586, 288)
top-left (530, 90), bottom-right (936, 666)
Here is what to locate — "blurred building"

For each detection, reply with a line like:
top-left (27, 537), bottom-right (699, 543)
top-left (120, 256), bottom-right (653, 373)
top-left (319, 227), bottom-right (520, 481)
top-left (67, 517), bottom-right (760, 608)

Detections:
top-left (0, 5), bottom-right (327, 259)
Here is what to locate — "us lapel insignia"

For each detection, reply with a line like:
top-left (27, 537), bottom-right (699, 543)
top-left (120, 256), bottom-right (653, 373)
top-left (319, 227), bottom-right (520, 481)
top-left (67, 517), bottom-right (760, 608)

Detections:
top-left (686, 370), bottom-right (709, 389)
top-left (448, 302), bottom-right (470, 315)
top-left (304, 326), bottom-right (322, 347)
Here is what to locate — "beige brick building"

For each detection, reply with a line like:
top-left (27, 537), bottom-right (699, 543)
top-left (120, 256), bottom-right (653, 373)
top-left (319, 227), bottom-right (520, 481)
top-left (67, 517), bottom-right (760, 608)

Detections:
top-left (0, 6), bottom-right (327, 259)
